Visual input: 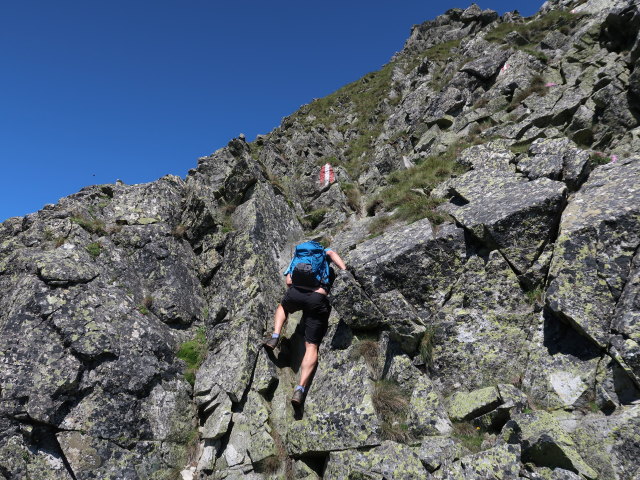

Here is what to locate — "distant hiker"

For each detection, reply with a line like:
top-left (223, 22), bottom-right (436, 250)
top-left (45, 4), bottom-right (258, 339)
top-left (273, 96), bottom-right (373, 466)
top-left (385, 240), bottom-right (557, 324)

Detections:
top-left (263, 240), bottom-right (347, 406)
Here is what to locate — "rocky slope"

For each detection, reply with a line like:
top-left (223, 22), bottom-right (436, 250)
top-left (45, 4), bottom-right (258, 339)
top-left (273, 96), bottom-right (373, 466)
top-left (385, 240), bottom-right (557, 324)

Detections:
top-left (2, 0), bottom-right (640, 478)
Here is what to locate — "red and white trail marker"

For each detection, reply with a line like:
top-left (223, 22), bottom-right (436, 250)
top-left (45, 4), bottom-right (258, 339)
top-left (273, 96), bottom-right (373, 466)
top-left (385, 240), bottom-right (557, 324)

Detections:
top-left (319, 163), bottom-right (335, 187)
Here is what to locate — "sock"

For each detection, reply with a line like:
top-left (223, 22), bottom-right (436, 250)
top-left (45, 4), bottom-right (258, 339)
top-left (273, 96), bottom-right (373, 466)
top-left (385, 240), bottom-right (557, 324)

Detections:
top-left (295, 385), bottom-right (305, 393)
top-left (271, 333), bottom-right (280, 338)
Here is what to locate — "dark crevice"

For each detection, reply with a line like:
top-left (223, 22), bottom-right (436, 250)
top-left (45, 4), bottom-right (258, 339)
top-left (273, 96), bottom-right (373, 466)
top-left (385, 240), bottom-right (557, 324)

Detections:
top-left (299, 453), bottom-right (330, 476)
top-left (541, 306), bottom-right (605, 359)
top-left (200, 263), bottom-right (223, 287)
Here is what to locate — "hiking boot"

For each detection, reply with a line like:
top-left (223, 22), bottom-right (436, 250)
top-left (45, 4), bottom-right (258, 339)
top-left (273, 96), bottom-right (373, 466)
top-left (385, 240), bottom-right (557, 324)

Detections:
top-left (291, 389), bottom-right (304, 406)
top-left (263, 336), bottom-right (280, 350)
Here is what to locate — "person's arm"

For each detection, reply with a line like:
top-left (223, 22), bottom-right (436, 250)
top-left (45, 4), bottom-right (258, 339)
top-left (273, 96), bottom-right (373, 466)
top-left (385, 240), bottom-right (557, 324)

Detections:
top-left (326, 250), bottom-right (347, 271)
top-left (286, 274), bottom-right (292, 286)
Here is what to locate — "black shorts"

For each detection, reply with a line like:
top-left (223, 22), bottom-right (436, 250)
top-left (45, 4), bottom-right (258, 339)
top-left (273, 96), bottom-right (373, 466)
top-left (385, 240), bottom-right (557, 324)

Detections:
top-left (281, 286), bottom-right (331, 345)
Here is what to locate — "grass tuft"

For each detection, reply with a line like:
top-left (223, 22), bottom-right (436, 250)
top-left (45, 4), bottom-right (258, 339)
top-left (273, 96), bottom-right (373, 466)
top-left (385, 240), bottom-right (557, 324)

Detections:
top-left (352, 339), bottom-right (380, 372)
top-left (85, 242), bottom-right (102, 258)
top-left (419, 326), bottom-right (437, 367)
top-left (589, 151), bottom-right (612, 167)
top-left (452, 422), bottom-right (487, 453)
top-left (341, 182), bottom-right (362, 213)
top-left (304, 208), bottom-right (329, 230)
top-left (525, 287), bottom-right (544, 305)
top-left (373, 379), bottom-right (411, 443)
top-left (367, 143), bottom-right (468, 235)
top-left (485, 10), bottom-right (583, 58)
top-left (172, 224), bottom-right (187, 239)
top-left (71, 214), bottom-right (106, 236)
top-left (177, 327), bottom-right (208, 386)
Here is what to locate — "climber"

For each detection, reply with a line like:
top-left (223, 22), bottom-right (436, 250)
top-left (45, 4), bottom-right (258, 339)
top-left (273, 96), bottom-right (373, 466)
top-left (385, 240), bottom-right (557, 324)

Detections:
top-left (263, 240), bottom-right (347, 406)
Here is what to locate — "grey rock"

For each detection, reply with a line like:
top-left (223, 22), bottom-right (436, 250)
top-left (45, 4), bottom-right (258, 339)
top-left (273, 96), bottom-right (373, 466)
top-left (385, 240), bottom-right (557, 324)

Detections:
top-left (286, 349), bottom-right (380, 455)
top-left (432, 168), bottom-right (525, 203)
top-left (57, 431), bottom-right (169, 480)
top-left (348, 220), bottom-right (467, 317)
top-left (324, 441), bottom-right (428, 480)
top-left (502, 411), bottom-right (598, 479)
top-left (547, 158), bottom-right (640, 349)
top-left (194, 319), bottom-right (260, 405)
top-left (433, 443), bottom-right (521, 479)
top-left (430, 253), bottom-right (535, 393)
top-left (457, 140), bottom-right (517, 171)
top-left (610, 248), bottom-right (640, 387)
top-left (517, 137), bottom-right (591, 191)
top-left (201, 393), bottom-right (233, 440)
top-left (406, 374), bottom-right (452, 438)
top-left (452, 177), bottom-right (566, 273)
top-left (376, 289), bottom-right (426, 354)
top-left (252, 348), bottom-right (279, 395)
top-left (522, 311), bottom-right (603, 411)
top-left (414, 436), bottom-right (467, 472)
top-left (461, 48), bottom-right (511, 80)
top-left (330, 269), bottom-right (386, 330)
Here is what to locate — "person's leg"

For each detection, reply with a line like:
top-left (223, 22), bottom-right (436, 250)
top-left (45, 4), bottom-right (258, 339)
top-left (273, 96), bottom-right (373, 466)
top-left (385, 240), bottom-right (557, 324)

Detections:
top-left (298, 342), bottom-right (319, 388)
top-left (273, 304), bottom-right (288, 335)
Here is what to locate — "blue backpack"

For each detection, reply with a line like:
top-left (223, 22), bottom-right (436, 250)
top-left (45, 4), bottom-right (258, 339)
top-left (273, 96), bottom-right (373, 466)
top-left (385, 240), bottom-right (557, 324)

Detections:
top-left (285, 241), bottom-right (330, 288)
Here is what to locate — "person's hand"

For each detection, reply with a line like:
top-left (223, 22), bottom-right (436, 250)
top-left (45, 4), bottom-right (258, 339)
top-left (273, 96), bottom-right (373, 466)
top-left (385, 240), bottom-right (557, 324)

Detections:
top-left (285, 274), bottom-right (292, 286)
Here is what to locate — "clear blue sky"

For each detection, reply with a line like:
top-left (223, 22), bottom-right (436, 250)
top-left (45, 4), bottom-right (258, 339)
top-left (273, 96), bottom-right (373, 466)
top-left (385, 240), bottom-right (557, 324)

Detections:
top-left (0, 1), bottom-right (543, 221)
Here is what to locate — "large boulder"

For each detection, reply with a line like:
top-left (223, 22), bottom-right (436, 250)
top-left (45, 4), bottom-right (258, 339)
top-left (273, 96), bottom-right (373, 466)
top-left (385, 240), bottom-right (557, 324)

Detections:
top-left (451, 175), bottom-right (566, 274)
top-left (348, 220), bottom-right (467, 318)
top-left (430, 252), bottom-right (536, 392)
top-left (610, 249), bottom-right (640, 387)
top-left (547, 158), bottom-right (640, 350)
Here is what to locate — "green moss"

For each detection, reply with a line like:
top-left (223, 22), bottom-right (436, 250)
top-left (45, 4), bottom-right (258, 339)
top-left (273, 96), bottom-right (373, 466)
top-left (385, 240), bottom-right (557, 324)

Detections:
top-left (85, 242), bottom-right (102, 258)
top-left (177, 327), bottom-right (208, 386)
top-left (137, 305), bottom-right (150, 315)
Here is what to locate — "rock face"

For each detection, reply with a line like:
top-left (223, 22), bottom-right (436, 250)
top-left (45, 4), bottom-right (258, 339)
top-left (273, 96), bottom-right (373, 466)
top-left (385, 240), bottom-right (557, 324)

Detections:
top-left (2, 0), bottom-right (640, 478)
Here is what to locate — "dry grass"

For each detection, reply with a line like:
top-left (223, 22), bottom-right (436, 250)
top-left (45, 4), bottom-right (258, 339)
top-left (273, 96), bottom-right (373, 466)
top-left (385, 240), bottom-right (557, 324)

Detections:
top-left (341, 182), bottom-right (362, 213)
top-left (373, 379), bottom-right (411, 442)
top-left (419, 326), bottom-right (437, 367)
top-left (71, 214), bottom-right (106, 236)
top-left (352, 339), bottom-right (380, 372)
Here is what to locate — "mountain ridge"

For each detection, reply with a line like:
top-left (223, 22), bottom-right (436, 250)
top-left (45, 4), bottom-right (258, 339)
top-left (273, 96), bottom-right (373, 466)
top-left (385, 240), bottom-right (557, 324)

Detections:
top-left (1, 0), bottom-right (640, 478)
